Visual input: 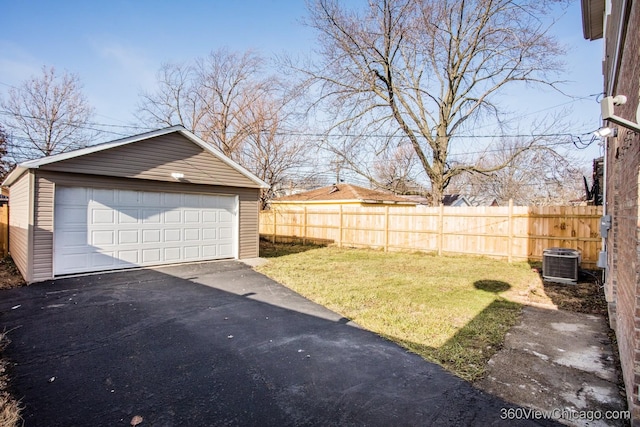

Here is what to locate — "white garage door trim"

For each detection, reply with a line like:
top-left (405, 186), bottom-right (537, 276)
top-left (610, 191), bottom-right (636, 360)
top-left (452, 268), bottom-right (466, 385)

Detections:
top-left (53, 186), bottom-right (238, 275)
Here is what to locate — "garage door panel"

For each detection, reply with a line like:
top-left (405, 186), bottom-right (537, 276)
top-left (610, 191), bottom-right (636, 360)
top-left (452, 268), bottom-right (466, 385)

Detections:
top-left (64, 231), bottom-right (88, 247)
top-left (119, 210), bottom-right (140, 224)
top-left (91, 252), bottom-right (117, 268)
top-left (119, 230), bottom-right (139, 244)
top-left (164, 229), bottom-right (181, 242)
top-left (184, 246), bottom-right (200, 259)
top-left (92, 230), bottom-right (114, 246)
top-left (93, 188), bottom-right (115, 204)
top-left (219, 211), bottom-right (233, 223)
top-left (143, 192), bottom-right (162, 205)
top-left (184, 210), bottom-right (200, 223)
top-left (118, 190), bottom-right (140, 204)
top-left (219, 244), bottom-right (233, 257)
top-left (203, 229), bottom-right (216, 240)
top-left (118, 250), bottom-right (139, 264)
top-left (184, 194), bottom-right (200, 207)
top-left (219, 227), bottom-right (233, 239)
top-left (164, 210), bottom-right (181, 223)
top-left (184, 229), bottom-right (200, 241)
top-left (92, 209), bottom-right (114, 225)
top-left (202, 245), bottom-right (217, 257)
top-left (164, 193), bottom-right (182, 205)
top-left (142, 230), bottom-right (161, 243)
top-left (142, 248), bottom-right (161, 263)
top-left (202, 211), bottom-right (217, 223)
top-left (164, 248), bottom-right (181, 261)
top-left (61, 208), bottom-right (88, 228)
top-left (54, 187), bottom-right (237, 275)
top-left (143, 209), bottom-right (161, 223)
top-left (58, 187), bottom-right (88, 204)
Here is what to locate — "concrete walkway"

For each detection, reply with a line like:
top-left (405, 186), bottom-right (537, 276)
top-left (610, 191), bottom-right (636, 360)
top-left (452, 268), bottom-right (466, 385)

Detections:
top-left (477, 306), bottom-right (628, 427)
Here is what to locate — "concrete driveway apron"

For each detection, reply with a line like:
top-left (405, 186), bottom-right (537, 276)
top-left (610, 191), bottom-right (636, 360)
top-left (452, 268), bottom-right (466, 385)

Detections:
top-left (0, 261), bottom-right (558, 426)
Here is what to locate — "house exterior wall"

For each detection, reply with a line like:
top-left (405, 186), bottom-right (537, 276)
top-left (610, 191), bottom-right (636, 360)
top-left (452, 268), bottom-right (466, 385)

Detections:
top-left (38, 133), bottom-right (260, 189)
top-left (8, 171), bottom-right (33, 283)
top-left (29, 171), bottom-right (260, 283)
top-left (601, 0), bottom-right (640, 420)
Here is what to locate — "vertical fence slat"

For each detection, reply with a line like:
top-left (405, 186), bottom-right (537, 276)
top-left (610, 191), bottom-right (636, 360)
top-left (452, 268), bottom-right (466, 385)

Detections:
top-left (0, 205), bottom-right (7, 257)
top-left (508, 199), bottom-right (513, 263)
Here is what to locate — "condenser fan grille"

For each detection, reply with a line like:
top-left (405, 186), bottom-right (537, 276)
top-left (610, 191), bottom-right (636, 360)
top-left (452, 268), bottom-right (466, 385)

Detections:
top-left (542, 248), bottom-right (580, 285)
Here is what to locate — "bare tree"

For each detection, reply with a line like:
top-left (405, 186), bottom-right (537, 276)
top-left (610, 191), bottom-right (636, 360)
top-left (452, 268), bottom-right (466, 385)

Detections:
top-left (449, 140), bottom-right (585, 205)
top-left (1, 66), bottom-right (95, 161)
top-left (297, 0), bottom-right (566, 205)
top-left (372, 143), bottom-right (421, 194)
top-left (138, 48), bottom-right (312, 207)
top-left (0, 125), bottom-right (14, 180)
top-left (239, 97), bottom-right (310, 209)
top-left (138, 48), bottom-right (277, 159)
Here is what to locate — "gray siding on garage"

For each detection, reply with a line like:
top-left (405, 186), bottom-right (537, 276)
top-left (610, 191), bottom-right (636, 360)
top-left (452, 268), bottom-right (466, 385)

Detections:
top-left (8, 171), bottom-right (33, 282)
top-left (30, 171), bottom-right (260, 283)
top-left (33, 175), bottom-right (55, 282)
top-left (38, 133), bottom-right (260, 188)
top-left (238, 190), bottom-right (261, 259)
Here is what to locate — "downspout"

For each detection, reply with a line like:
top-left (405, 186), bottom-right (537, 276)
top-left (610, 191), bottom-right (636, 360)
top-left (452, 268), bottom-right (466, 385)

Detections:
top-left (606, 0), bottom-right (630, 96)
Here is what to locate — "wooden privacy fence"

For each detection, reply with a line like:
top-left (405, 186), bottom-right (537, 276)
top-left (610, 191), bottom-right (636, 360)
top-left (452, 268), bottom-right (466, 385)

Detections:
top-left (0, 204), bottom-right (7, 257)
top-left (259, 204), bottom-right (603, 268)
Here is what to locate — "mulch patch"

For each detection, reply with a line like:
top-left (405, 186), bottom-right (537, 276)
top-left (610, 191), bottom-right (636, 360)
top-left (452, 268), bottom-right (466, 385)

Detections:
top-left (0, 257), bottom-right (25, 290)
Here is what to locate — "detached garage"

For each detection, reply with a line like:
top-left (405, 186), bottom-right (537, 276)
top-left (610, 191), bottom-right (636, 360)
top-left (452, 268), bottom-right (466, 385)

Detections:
top-left (2, 125), bottom-right (268, 283)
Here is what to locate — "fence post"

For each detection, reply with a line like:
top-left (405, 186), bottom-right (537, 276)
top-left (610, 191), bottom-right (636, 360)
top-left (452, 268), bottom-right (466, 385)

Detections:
top-left (384, 206), bottom-right (389, 252)
top-left (508, 199), bottom-right (513, 263)
top-left (272, 209), bottom-right (277, 244)
top-left (438, 204), bottom-right (444, 256)
top-left (338, 205), bottom-right (343, 248)
top-left (303, 206), bottom-right (307, 245)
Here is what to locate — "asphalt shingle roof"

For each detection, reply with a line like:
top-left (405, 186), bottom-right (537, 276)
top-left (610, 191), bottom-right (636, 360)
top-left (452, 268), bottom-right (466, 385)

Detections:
top-left (273, 184), bottom-right (415, 204)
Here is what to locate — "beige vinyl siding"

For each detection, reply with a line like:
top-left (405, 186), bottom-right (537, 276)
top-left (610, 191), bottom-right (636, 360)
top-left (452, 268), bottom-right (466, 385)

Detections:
top-left (238, 188), bottom-right (260, 259)
top-left (39, 133), bottom-right (260, 188)
top-left (30, 171), bottom-right (260, 281)
top-left (32, 175), bottom-right (55, 282)
top-left (8, 171), bottom-right (33, 282)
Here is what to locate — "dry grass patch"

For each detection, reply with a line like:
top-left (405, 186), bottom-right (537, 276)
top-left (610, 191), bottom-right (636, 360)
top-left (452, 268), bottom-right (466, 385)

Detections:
top-left (257, 243), bottom-right (547, 381)
top-left (0, 257), bottom-right (25, 290)
top-left (0, 256), bottom-right (24, 426)
top-left (0, 331), bottom-right (21, 427)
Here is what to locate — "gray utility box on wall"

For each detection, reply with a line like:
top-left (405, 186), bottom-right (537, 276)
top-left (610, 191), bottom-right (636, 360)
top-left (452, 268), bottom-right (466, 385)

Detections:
top-left (542, 248), bottom-right (581, 285)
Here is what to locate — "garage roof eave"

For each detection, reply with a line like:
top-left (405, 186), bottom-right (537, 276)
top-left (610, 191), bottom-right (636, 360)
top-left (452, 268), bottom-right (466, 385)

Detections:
top-left (2, 166), bottom-right (29, 188)
top-left (1, 125), bottom-right (270, 190)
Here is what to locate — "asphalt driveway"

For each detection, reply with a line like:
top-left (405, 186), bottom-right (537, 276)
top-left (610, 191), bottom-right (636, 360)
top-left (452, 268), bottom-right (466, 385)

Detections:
top-left (0, 261), bottom-right (556, 426)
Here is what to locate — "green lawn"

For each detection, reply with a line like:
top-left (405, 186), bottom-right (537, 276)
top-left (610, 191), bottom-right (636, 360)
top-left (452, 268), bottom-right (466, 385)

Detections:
top-left (256, 241), bottom-right (547, 381)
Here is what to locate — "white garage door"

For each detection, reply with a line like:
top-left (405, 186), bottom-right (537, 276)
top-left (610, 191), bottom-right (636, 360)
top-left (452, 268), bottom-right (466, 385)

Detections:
top-left (54, 187), bottom-right (237, 275)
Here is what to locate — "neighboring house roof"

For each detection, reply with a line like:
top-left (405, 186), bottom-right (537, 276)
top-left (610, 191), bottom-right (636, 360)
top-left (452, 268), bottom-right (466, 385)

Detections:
top-left (272, 184), bottom-right (416, 205)
top-left (442, 194), bottom-right (471, 207)
top-left (464, 195), bottom-right (499, 207)
top-left (2, 125), bottom-right (269, 189)
top-left (399, 195), bottom-right (431, 205)
top-left (581, 0), bottom-right (605, 40)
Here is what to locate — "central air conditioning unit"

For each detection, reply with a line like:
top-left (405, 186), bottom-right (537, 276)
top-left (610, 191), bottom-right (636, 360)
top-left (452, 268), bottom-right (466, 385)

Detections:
top-left (542, 248), bottom-right (581, 284)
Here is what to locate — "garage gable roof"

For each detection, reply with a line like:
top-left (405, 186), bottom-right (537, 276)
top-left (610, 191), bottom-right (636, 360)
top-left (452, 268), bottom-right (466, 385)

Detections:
top-left (2, 125), bottom-right (269, 188)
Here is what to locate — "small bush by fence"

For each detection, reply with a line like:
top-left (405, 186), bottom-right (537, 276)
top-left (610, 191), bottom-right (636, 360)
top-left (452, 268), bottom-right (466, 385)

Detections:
top-left (259, 204), bottom-right (603, 268)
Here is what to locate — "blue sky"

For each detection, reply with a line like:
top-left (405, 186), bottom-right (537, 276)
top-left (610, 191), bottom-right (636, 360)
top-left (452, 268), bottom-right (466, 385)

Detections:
top-left (0, 0), bottom-right (604, 163)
